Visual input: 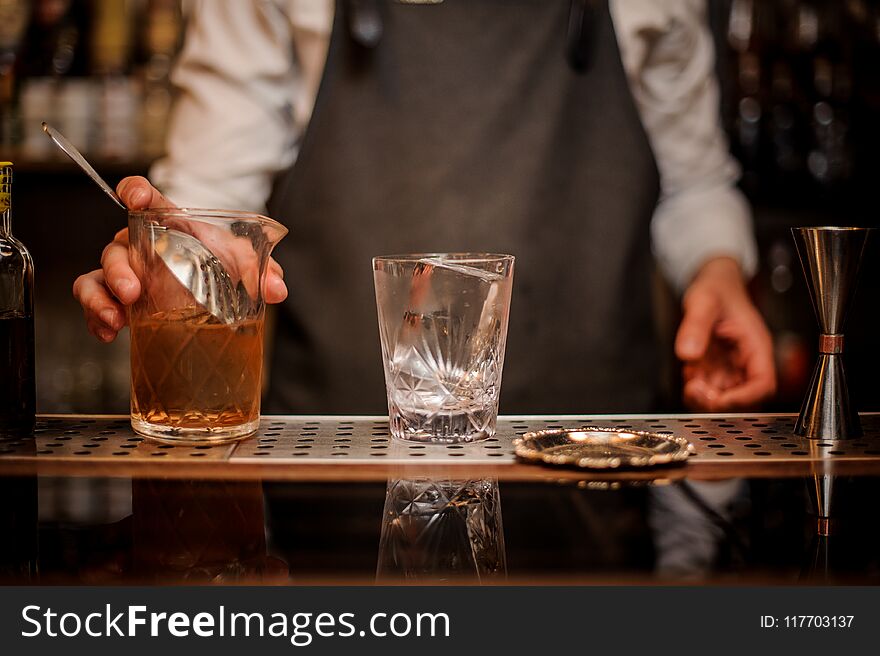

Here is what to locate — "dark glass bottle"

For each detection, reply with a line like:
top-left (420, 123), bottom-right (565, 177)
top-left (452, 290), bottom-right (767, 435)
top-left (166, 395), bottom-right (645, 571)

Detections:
top-left (0, 162), bottom-right (35, 434)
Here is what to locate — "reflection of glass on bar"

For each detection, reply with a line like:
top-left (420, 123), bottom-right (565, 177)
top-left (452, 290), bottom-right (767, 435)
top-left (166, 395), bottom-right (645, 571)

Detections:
top-left (377, 478), bottom-right (506, 582)
top-left (132, 479), bottom-right (287, 583)
top-left (127, 208), bottom-right (287, 444)
top-left (373, 254), bottom-right (514, 443)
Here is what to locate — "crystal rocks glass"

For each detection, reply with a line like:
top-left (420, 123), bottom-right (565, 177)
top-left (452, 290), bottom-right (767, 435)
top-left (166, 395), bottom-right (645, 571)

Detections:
top-left (373, 254), bottom-right (514, 443)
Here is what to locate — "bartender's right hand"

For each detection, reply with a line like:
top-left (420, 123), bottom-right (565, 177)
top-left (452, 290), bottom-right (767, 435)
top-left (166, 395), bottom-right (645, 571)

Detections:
top-left (73, 176), bottom-right (288, 343)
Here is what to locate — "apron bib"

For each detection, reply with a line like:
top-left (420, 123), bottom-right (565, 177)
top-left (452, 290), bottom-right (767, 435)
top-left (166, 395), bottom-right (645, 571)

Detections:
top-left (266, 0), bottom-right (661, 414)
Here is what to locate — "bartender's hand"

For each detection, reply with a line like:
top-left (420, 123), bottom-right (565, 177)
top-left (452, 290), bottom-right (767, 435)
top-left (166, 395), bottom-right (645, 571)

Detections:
top-left (72, 176), bottom-right (288, 343)
top-left (675, 257), bottom-right (776, 411)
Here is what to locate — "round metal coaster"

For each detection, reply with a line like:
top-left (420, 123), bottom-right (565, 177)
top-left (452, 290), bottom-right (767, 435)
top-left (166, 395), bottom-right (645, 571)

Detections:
top-left (513, 427), bottom-right (694, 469)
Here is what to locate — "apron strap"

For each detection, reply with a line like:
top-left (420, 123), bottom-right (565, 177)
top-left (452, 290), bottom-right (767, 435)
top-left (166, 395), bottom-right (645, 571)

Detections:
top-left (344, 0), bottom-right (604, 72)
top-left (566, 0), bottom-right (603, 72)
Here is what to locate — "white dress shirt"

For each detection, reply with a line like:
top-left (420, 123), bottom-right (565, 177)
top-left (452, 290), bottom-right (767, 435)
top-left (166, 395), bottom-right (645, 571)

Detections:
top-left (151, 0), bottom-right (757, 292)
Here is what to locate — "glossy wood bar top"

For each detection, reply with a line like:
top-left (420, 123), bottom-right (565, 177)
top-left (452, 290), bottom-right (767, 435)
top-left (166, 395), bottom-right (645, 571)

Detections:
top-left (2, 413), bottom-right (880, 481)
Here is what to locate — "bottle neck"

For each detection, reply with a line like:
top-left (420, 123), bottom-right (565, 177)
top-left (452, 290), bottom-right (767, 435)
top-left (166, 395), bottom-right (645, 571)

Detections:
top-left (0, 165), bottom-right (11, 236)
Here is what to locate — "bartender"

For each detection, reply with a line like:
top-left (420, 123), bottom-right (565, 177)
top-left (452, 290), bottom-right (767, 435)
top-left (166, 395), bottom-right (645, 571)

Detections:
top-left (73, 0), bottom-right (776, 414)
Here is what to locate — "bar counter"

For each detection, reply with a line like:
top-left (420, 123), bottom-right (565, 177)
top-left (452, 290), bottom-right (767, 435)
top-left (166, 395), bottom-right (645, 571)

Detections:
top-left (2, 412), bottom-right (880, 585)
top-left (3, 413), bottom-right (880, 481)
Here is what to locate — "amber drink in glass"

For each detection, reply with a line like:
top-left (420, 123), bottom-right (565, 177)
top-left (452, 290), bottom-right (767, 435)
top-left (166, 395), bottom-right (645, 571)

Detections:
top-left (128, 208), bottom-right (287, 444)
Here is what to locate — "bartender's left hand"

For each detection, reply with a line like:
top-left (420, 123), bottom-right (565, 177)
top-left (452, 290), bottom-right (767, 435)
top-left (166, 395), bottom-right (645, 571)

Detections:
top-left (675, 257), bottom-right (776, 411)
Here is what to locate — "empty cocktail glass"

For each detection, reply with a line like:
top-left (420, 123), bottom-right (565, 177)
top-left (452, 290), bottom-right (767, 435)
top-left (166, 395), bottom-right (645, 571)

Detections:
top-left (373, 254), bottom-right (514, 443)
top-left (128, 208), bottom-right (287, 444)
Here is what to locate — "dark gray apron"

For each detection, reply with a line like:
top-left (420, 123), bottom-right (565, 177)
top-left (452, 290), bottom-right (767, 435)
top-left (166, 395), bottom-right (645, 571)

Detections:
top-left (266, 0), bottom-right (661, 415)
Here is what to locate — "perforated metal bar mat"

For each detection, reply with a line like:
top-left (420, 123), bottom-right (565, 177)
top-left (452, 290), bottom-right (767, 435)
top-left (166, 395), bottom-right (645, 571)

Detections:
top-left (2, 414), bottom-right (880, 465)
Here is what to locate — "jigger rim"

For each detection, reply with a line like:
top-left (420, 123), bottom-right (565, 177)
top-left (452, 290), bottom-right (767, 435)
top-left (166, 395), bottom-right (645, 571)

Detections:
top-left (792, 226), bottom-right (871, 232)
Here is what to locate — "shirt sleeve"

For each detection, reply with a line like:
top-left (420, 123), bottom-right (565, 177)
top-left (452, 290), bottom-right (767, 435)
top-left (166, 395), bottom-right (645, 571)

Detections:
top-left (149, 0), bottom-right (332, 213)
top-left (611, 0), bottom-right (758, 293)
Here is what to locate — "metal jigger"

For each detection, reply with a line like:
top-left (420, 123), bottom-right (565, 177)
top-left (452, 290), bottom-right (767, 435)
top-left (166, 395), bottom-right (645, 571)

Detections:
top-left (792, 227), bottom-right (870, 440)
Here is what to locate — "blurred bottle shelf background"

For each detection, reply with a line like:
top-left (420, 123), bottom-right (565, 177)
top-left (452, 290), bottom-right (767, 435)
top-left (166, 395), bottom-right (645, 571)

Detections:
top-left (1, 0), bottom-right (182, 165)
top-left (0, 0), bottom-right (183, 414)
top-left (1, 0), bottom-right (880, 415)
top-left (710, 0), bottom-right (880, 413)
